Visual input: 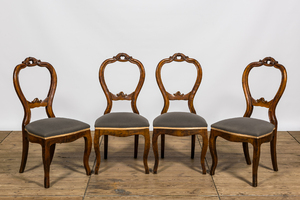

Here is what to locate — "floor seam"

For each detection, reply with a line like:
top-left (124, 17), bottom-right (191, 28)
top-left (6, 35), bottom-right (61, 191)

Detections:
top-left (83, 135), bottom-right (103, 200)
top-left (0, 131), bottom-right (13, 144)
top-left (197, 135), bottom-right (221, 200)
top-left (287, 131), bottom-right (300, 145)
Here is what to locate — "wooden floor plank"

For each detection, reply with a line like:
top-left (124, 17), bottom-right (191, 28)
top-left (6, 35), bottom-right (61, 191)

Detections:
top-left (208, 131), bottom-right (300, 197)
top-left (288, 131), bottom-right (300, 143)
top-left (1, 131), bottom-right (300, 199)
top-left (0, 131), bottom-right (11, 143)
top-left (0, 131), bottom-right (95, 197)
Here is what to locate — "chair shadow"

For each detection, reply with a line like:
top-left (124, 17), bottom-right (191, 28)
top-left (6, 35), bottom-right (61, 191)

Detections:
top-left (95, 134), bottom-right (208, 174)
top-left (206, 144), bottom-right (275, 186)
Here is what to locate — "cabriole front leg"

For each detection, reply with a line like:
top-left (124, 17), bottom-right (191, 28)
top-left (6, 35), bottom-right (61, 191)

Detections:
top-left (84, 131), bottom-right (92, 175)
top-left (242, 142), bottom-right (251, 165)
top-left (143, 132), bottom-right (150, 174)
top-left (200, 132), bottom-right (208, 174)
top-left (94, 131), bottom-right (101, 175)
top-left (19, 132), bottom-right (29, 173)
top-left (270, 132), bottom-right (278, 171)
top-left (252, 141), bottom-right (261, 187)
top-left (42, 142), bottom-right (51, 188)
top-left (209, 131), bottom-right (218, 175)
top-left (152, 130), bottom-right (160, 174)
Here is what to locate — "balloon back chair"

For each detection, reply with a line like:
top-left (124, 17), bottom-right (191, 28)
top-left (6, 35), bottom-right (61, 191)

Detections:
top-left (13, 57), bottom-right (92, 188)
top-left (209, 57), bottom-right (287, 187)
top-left (94, 53), bottom-right (150, 174)
top-left (152, 53), bottom-right (208, 174)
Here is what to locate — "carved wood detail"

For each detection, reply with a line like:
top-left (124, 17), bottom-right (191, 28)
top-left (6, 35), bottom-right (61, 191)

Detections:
top-left (167, 91), bottom-right (190, 100)
top-left (259, 57), bottom-right (278, 66)
top-left (99, 53), bottom-right (145, 114)
top-left (31, 98), bottom-right (42, 104)
top-left (209, 57), bottom-right (287, 187)
top-left (13, 57), bottom-right (92, 188)
top-left (173, 91), bottom-right (184, 97)
top-left (111, 91), bottom-right (133, 100)
top-left (28, 98), bottom-right (48, 108)
top-left (243, 56), bottom-right (287, 126)
top-left (13, 57), bottom-right (57, 125)
top-left (95, 54), bottom-right (150, 175)
top-left (113, 53), bottom-right (133, 62)
top-left (252, 97), bottom-right (272, 108)
top-left (155, 53), bottom-right (203, 114)
top-left (169, 53), bottom-right (189, 62)
top-left (153, 53), bottom-right (207, 175)
top-left (22, 57), bottom-right (41, 66)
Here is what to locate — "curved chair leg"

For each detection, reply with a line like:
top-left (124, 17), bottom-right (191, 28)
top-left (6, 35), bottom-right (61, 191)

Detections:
top-left (161, 134), bottom-right (165, 158)
top-left (152, 130), bottom-right (160, 174)
top-left (200, 133), bottom-right (208, 174)
top-left (42, 142), bottom-right (51, 188)
top-left (270, 133), bottom-right (278, 171)
top-left (191, 135), bottom-right (195, 159)
top-left (134, 135), bottom-right (139, 158)
top-left (83, 131), bottom-right (92, 175)
top-left (94, 131), bottom-right (101, 175)
top-left (104, 135), bottom-right (108, 159)
top-left (209, 130), bottom-right (218, 175)
top-left (19, 133), bottom-right (29, 173)
top-left (143, 132), bottom-right (150, 174)
top-left (252, 141), bottom-right (261, 187)
top-left (49, 144), bottom-right (56, 165)
top-left (243, 142), bottom-right (251, 165)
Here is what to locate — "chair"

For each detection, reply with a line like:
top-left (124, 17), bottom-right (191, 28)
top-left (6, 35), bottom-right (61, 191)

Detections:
top-left (209, 57), bottom-right (287, 187)
top-left (13, 57), bottom-right (92, 188)
top-left (152, 53), bottom-right (208, 174)
top-left (94, 53), bottom-right (150, 174)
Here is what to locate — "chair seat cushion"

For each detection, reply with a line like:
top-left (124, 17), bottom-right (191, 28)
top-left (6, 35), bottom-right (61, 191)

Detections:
top-left (153, 112), bottom-right (207, 128)
top-left (25, 117), bottom-right (90, 138)
top-left (211, 117), bottom-right (275, 137)
top-left (95, 112), bottom-right (149, 128)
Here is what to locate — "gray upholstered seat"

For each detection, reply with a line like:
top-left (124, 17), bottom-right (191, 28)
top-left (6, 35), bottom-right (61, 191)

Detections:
top-left (211, 117), bottom-right (275, 137)
top-left (95, 112), bottom-right (149, 128)
top-left (25, 117), bottom-right (90, 138)
top-left (153, 112), bottom-right (207, 128)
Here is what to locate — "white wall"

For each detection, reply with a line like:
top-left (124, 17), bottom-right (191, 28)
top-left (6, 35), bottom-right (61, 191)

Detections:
top-left (1, 0), bottom-right (300, 131)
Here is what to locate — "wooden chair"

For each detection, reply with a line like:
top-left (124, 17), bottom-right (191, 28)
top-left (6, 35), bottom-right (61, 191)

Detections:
top-left (152, 53), bottom-right (208, 174)
top-left (209, 57), bottom-right (287, 187)
top-left (94, 53), bottom-right (150, 174)
top-left (13, 57), bottom-right (92, 188)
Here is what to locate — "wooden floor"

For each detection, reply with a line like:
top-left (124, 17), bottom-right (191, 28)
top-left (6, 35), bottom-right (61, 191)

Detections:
top-left (0, 131), bottom-right (300, 199)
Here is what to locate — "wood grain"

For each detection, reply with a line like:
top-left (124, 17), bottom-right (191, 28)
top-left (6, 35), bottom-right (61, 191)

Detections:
top-left (0, 131), bottom-right (300, 198)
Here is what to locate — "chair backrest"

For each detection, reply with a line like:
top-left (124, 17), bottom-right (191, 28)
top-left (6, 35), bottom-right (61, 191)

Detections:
top-left (99, 53), bottom-right (145, 114)
top-left (156, 53), bottom-right (203, 114)
top-left (13, 57), bottom-right (57, 129)
top-left (242, 57), bottom-right (287, 128)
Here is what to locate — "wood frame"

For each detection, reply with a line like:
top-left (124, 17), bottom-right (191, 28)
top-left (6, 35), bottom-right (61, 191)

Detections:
top-left (152, 53), bottom-right (208, 174)
top-left (209, 57), bottom-right (287, 187)
top-left (13, 57), bottom-right (92, 188)
top-left (94, 53), bottom-right (150, 174)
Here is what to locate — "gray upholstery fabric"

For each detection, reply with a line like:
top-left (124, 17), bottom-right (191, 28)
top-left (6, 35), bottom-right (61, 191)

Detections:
top-left (95, 112), bottom-right (149, 128)
top-left (25, 117), bottom-right (90, 138)
top-left (211, 117), bottom-right (275, 137)
top-left (153, 112), bottom-right (207, 128)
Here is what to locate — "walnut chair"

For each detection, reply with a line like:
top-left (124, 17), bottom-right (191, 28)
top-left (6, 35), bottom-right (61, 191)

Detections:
top-left (94, 53), bottom-right (150, 174)
top-left (152, 53), bottom-right (208, 174)
top-left (13, 57), bottom-right (92, 188)
top-left (209, 57), bottom-right (287, 187)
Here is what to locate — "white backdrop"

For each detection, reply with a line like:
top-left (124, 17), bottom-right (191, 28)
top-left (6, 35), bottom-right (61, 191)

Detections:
top-left (1, 1), bottom-right (299, 131)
